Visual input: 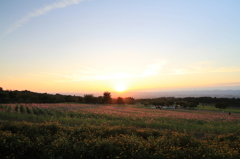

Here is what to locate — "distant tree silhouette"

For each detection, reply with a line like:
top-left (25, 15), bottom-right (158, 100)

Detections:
top-left (215, 102), bottom-right (228, 110)
top-left (54, 94), bottom-right (66, 103)
top-left (1, 87), bottom-right (240, 108)
top-left (65, 95), bottom-right (78, 103)
top-left (116, 97), bottom-right (125, 104)
top-left (84, 94), bottom-right (95, 104)
top-left (124, 97), bottom-right (135, 104)
top-left (9, 91), bottom-right (18, 102)
top-left (0, 91), bottom-right (10, 103)
top-left (103, 91), bottom-right (112, 104)
top-left (78, 96), bottom-right (84, 103)
top-left (187, 101), bottom-right (198, 109)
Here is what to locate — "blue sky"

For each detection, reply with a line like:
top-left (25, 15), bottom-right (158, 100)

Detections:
top-left (1, 0), bottom-right (240, 94)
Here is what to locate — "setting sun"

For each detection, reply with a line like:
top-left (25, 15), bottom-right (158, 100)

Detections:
top-left (114, 84), bottom-right (127, 92)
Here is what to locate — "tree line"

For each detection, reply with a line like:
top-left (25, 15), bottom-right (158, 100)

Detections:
top-left (1, 87), bottom-right (240, 109)
top-left (0, 88), bottom-right (135, 104)
top-left (136, 96), bottom-right (240, 110)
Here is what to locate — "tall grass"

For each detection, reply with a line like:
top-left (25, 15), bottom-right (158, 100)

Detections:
top-left (26, 106), bottom-right (34, 115)
top-left (0, 103), bottom-right (239, 158)
top-left (0, 121), bottom-right (239, 159)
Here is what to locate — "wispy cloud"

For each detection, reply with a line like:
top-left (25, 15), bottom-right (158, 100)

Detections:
top-left (3, 0), bottom-right (84, 35)
top-left (43, 60), bottom-right (240, 82)
top-left (142, 60), bottom-right (167, 76)
top-left (170, 61), bottom-right (240, 75)
top-left (46, 60), bottom-right (167, 82)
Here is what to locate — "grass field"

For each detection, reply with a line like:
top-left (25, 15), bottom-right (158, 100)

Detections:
top-left (0, 103), bottom-right (240, 159)
top-left (196, 105), bottom-right (240, 113)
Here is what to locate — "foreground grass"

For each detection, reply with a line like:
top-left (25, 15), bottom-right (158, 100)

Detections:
top-left (0, 103), bottom-right (240, 159)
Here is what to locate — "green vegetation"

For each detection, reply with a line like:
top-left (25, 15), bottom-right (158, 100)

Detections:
top-left (0, 103), bottom-right (240, 158)
top-left (197, 105), bottom-right (240, 113)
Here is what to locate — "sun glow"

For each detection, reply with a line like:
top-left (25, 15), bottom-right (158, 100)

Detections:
top-left (114, 84), bottom-right (127, 92)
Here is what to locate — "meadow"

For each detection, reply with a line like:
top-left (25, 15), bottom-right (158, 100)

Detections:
top-left (0, 103), bottom-right (240, 159)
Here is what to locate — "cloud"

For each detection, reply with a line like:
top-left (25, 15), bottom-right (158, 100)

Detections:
top-left (169, 61), bottom-right (240, 75)
top-left (46, 60), bottom-right (167, 82)
top-left (4, 0), bottom-right (84, 35)
top-left (142, 60), bottom-right (167, 76)
top-left (44, 60), bottom-right (240, 82)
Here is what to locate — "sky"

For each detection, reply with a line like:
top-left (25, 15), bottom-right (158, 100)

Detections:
top-left (1, 0), bottom-right (240, 95)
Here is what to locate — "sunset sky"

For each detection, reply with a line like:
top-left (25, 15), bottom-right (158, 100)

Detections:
top-left (1, 0), bottom-right (240, 95)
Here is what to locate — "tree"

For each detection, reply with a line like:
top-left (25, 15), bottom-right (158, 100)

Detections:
top-left (215, 102), bottom-right (228, 110)
top-left (9, 91), bottom-right (18, 102)
top-left (142, 101), bottom-right (150, 107)
top-left (65, 95), bottom-right (78, 103)
top-left (103, 91), bottom-right (112, 104)
top-left (151, 101), bottom-right (163, 107)
top-left (0, 91), bottom-right (10, 103)
top-left (187, 102), bottom-right (198, 109)
top-left (78, 96), bottom-right (84, 103)
top-left (97, 96), bottom-right (104, 104)
top-left (54, 94), bottom-right (66, 103)
top-left (116, 97), bottom-right (125, 104)
top-left (84, 94), bottom-right (95, 104)
top-left (124, 97), bottom-right (135, 104)
top-left (176, 101), bottom-right (187, 109)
